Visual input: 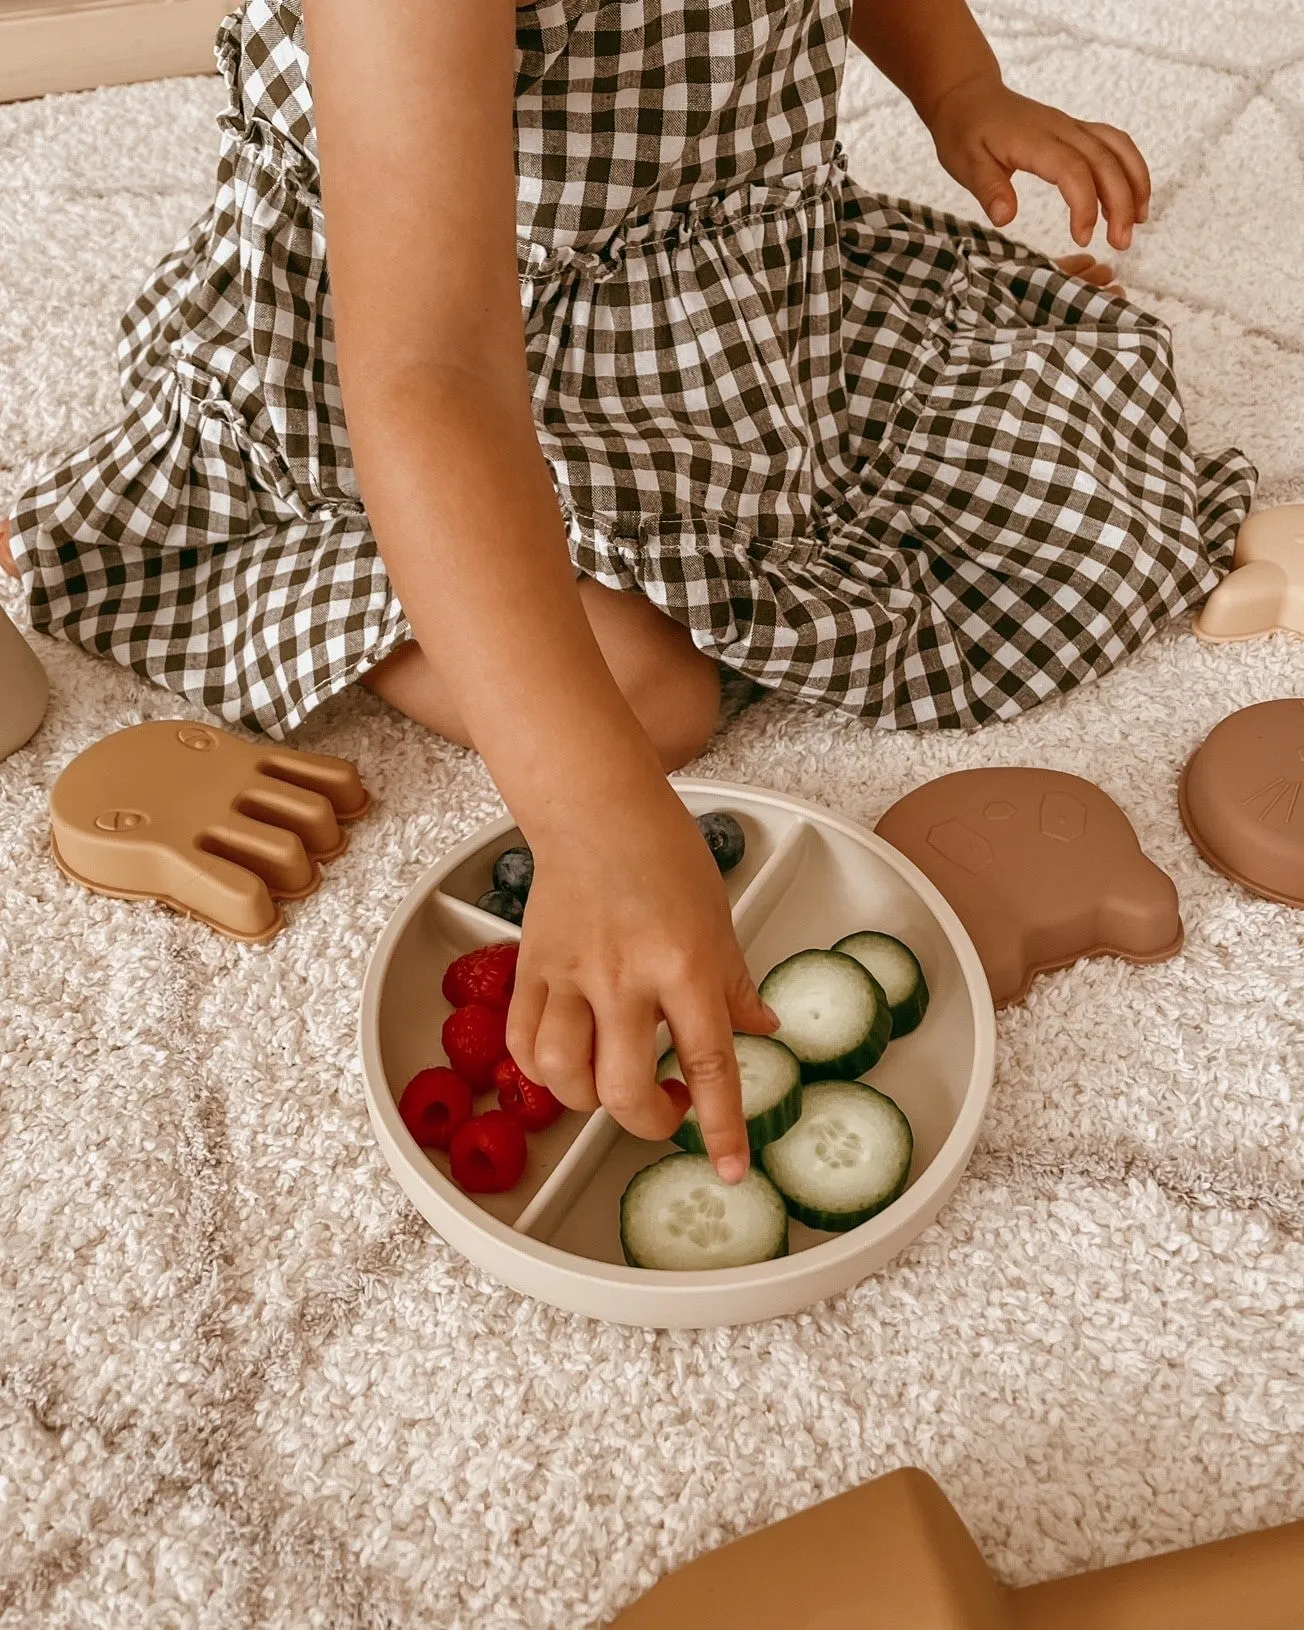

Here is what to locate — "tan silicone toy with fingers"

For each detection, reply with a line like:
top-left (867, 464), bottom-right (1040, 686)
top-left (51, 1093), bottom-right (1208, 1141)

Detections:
top-left (49, 720), bottom-right (371, 942)
top-left (612, 1467), bottom-right (1304, 1630)
top-left (0, 603), bottom-right (48, 763)
top-left (1195, 504), bottom-right (1304, 644)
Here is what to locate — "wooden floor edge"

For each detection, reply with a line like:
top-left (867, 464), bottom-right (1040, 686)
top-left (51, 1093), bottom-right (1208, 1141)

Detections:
top-left (0, 0), bottom-right (231, 103)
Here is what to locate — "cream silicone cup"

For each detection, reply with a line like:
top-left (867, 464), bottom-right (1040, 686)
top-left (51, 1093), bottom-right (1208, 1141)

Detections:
top-left (359, 781), bottom-right (997, 1329)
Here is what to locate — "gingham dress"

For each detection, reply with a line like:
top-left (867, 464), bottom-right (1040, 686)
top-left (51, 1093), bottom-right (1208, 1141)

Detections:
top-left (10, 0), bottom-right (1255, 738)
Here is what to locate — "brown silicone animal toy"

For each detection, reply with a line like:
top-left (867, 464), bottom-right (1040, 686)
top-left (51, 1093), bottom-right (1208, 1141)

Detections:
top-left (1195, 504), bottom-right (1304, 644)
top-left (612, 1467), bottom-right (1304, 1630)
top-left (49, 720), bottom-right (371, 942)
top-left (875, 769), bottom-right (1182, 1007)
top-left (1180, 698), bottom-right (1304, 907)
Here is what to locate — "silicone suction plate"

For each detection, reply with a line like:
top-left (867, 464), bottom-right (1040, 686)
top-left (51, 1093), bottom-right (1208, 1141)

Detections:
top-left (874, 768), bottom-right (1183, 1008)
top-left (1180, 698), bottom-right (1304, 907)
top-left (360, 781), bottom-right (996, 1329)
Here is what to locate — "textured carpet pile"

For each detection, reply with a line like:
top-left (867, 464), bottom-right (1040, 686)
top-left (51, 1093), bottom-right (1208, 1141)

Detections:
top-left (2, 3), bottom-right (1302, 1625)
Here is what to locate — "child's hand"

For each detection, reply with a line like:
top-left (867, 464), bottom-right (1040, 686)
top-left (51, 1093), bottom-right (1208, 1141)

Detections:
top-left (926, 76), bottom-right (1150, 251)
top-left (506, 783), bottom-right (777, 1184)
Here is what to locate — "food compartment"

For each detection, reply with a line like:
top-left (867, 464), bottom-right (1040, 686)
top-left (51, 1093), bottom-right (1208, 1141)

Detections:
top-left (739, 822), bottom-right (978, 1186)
top-left (533, 1115), bottom-right (839, 1263)
top-left (438, 820), bottom-right (531, 916)
top-left (374, 886), bottom-right (590, 1228)
top-left (673, 785), bottom-right (800, 907)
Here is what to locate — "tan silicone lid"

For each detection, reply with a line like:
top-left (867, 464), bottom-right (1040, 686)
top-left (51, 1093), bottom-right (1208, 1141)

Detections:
top-left (611, 1466), bottom-right (1304, 1630)
top-left (875, 768), bottom-right (1183, 1008)
top-left (360, 781), bottom-right (997, 1329)
top-left (1195, 504), bottom-right (1304, 643)
top-left (0, 604), bottom-right (48, 762)
top-left (1179, 698), bottom-right (1304, 907)
top-left (49, 720), bottom-right (371, 942)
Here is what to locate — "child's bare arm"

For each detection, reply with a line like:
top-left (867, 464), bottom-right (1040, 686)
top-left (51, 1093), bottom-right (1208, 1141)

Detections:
top-left (850, 0), bottom-right (1150, 250)
top-left (302, 0), bottom-right (768, 1180)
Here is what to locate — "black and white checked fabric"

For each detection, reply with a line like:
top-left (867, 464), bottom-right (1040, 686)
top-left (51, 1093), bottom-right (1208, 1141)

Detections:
top-left (9, 0), bottom-right (1255, 737)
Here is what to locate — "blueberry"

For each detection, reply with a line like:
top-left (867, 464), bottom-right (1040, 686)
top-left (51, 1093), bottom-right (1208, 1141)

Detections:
top-left (697, 811), bottom-right (746, 874)
top-left (476, 888), bottom-right (525, 926)
top-left (492, 845), bottom-right (534, 901)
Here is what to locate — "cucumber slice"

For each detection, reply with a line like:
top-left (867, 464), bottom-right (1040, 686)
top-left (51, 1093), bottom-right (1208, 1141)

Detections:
top-left (760, 1080), bottom-right (913, 1232)
top-left (832, 931), bottom-right (930, 1038)
top-left (657, 1033), bottom-right (803, 1154)
top-left (620, 1153), bottom-right (789, 1270)
top-left (759, 949), bottom-right (892, 1080)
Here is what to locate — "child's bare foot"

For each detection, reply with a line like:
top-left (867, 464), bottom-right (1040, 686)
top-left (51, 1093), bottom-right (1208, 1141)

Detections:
top-left (1055, 252), bottom-right (1124, 296)
top-left (0, 520), bottom-right (18, 580)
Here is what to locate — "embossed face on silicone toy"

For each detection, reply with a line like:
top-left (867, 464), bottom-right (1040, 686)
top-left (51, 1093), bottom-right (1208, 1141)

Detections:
top-left (875, 769), bottom-right (1182, 1007)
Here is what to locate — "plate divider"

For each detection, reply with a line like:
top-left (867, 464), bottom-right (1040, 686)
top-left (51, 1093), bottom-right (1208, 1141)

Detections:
top-left (512, 1109), bottom-right (623, 1239)
top-left (433, 891), bottom-right (523, 942)
top-left (730, 818), bottom-right (816, 948)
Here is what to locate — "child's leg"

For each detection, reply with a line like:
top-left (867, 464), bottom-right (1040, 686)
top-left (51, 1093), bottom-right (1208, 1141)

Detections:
top-left (0, 521), bottom-right (15, 579)
top-left (362, 577), bottom-right (722, 773)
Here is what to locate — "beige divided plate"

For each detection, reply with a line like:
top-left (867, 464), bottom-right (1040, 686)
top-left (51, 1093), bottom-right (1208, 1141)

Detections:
top-left (360, 781), bottom-right (996, 1329)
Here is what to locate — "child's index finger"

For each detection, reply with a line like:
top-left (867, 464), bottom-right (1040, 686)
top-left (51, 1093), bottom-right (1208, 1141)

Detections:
top-left (665, 1006), bottom-right (749, 1183)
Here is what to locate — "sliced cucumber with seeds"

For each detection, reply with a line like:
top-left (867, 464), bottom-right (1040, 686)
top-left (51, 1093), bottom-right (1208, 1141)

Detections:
top-left (658, 1033), bottom-right (803, 1155)
top-left (833, 931), bottom-right (930, 1038)
top-left (759, 949), bottom-right (892, 1081)
top-left (620, 1153), bottom-right (789, 1270)
top-left (760, 1080), bottom-right (913, 1233)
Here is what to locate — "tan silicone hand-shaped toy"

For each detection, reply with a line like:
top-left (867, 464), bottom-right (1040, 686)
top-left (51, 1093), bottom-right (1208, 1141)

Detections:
top-left (50, 720), bottom-right (371, 941)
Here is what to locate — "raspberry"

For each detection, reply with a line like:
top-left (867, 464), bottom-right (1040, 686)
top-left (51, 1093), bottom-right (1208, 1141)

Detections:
top-left (449, 1111), bottom-right (528, 1194)
top-left (441, 1002), bottom-right (509, 1091)
top-left (494, 1056), bottom-right (566, 1132)
top-left (397, 1068), bottom-right (473, 1151)
top-left (441, 943), bottom-right (519, 1011)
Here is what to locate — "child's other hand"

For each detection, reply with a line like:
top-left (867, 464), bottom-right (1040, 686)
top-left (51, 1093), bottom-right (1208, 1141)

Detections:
top-left (505, 783), bottom-right (777, 1184)
top-left (926, 76), bottom-right (1151, 251)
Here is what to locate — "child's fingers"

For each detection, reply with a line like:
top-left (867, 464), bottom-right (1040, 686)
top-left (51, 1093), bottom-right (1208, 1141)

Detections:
top-left (529, 988), bottom-right (600, 1111)
top-left (962, 147), bottom-right (1019, 228)
top-left (506, 970), bottom-right (549, 1078)
top-left (591, 995), bottom-right (683, 1143)
top-left (1067, 131), bottom-right (1136, 251)
top-left (724, 953), bottom-right (779, 1039)
top-left (664, 990), bottom-right (750, 1183)
top-left (1084, 121), bottom-right (1151, 222)
top-left (1007, 133), bottom-right (1098, 245)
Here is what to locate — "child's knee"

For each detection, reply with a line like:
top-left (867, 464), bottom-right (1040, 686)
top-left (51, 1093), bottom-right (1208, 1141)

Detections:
top-left (625, 645), bottom-right (721, 771)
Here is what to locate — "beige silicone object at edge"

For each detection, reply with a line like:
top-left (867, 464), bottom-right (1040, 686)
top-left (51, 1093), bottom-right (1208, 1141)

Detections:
top-left (611, 1466), bottom-right (1304, 1630)
top-left (0, 604), bottom-right (48, 762)
top-left (1195, 504), bottom-right (1304, 642)
top-left (360, 781), bottom-right (996, 1329)
top-left (49, 720), bottom-right (371, 942)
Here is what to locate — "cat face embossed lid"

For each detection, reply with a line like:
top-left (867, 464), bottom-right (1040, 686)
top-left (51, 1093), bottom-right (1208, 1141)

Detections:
top-left (874, 768), bottom-right (1184, 1008)
top-left (49, 720), bottom-right (371, 941)
top-left (1179, 699), bottom-right (1304, 907)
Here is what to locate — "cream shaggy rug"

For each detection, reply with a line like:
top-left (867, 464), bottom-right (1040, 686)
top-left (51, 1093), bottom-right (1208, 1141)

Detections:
top-left (2, 3), bottom-right (1303, 1625)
